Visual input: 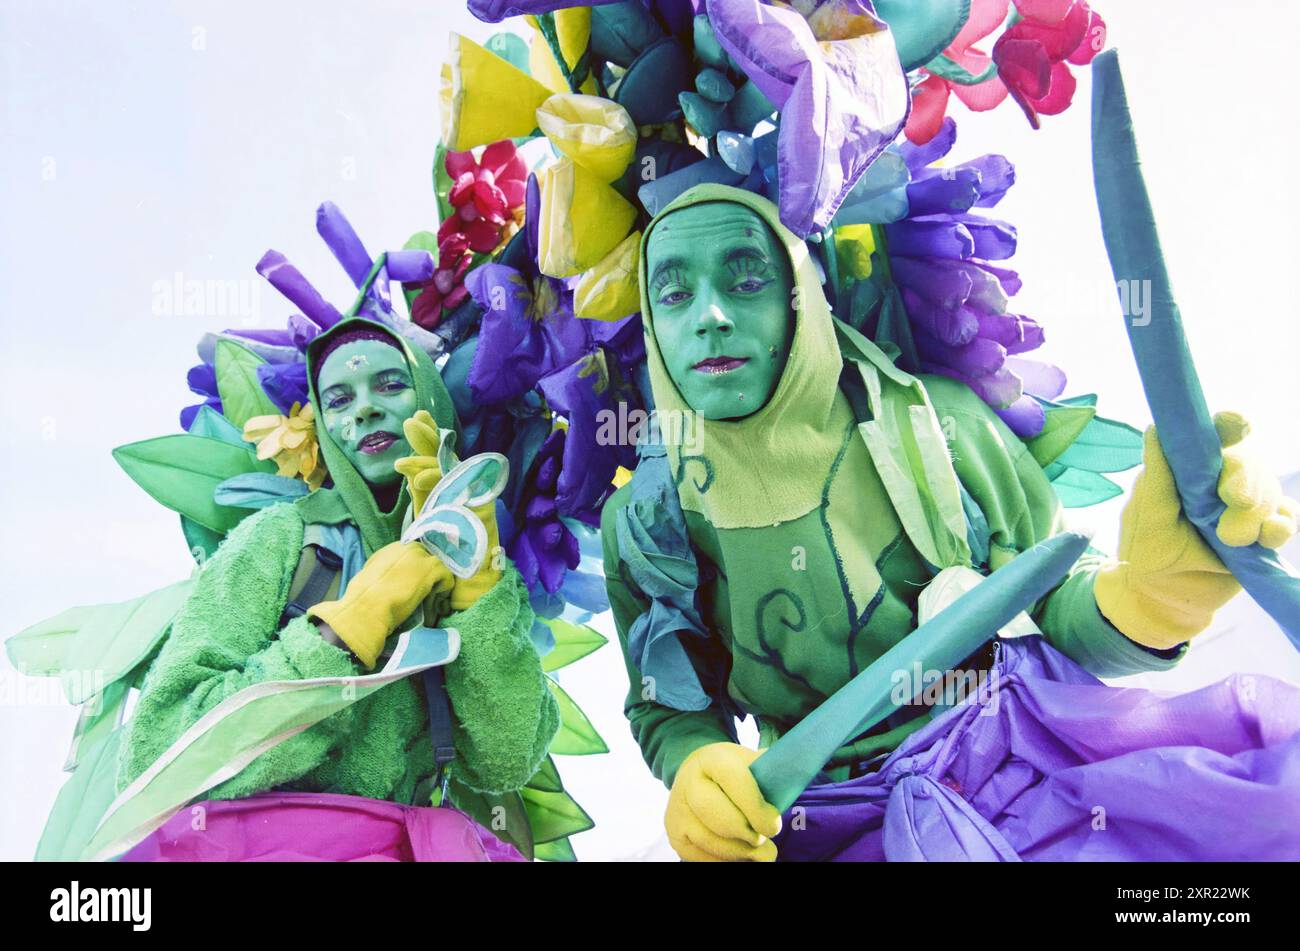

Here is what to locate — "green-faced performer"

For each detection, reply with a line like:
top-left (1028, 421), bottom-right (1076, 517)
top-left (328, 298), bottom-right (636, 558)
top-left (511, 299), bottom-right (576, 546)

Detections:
top-left (119, 319), bottom-right (558, 833)
top-left (601, 185), bottom-right (1297, 862)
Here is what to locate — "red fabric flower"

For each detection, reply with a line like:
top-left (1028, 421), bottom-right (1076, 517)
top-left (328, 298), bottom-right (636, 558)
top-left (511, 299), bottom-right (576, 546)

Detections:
top-left (444, 140), bottom-right (528, 254)
top-left (993, 1), bottom-right (1106, 129)
top-left (905, 0), bottom-right (1106, 145)
top-left (411, 231), bottom-right (473, 330)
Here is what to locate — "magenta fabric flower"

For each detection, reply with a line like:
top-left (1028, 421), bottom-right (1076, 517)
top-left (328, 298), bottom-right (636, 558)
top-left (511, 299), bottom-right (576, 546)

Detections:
top-left (444, 140), bottom-right (528, 253)
top-left (411, 231), bottom-right (473, 330)
top-left (993, 0), bottom-right (1106, 129)
top-left (905, 0), bottom-right (1012, 145)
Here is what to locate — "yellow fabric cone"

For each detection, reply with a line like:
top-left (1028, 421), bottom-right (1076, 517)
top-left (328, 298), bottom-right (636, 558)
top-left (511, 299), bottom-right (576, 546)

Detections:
top-left (526, 9), bottom-right (597, 94)
top-left (440, 32), bottom-right (553, 151)
top-left (537, 157), bottom-right (637, 278)
top-left (574, 230), bottom-right (642, 321)
top-left (537, 94), bottom-right (637, 183)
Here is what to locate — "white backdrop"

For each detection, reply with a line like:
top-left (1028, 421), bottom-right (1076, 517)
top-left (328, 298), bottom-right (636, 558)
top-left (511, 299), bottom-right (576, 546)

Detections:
top-left (2, 0), bottom-right (1298, 861)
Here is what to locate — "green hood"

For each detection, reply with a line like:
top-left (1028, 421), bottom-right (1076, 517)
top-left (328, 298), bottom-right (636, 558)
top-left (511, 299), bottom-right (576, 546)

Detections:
top-left (637, 184), bottom-right (849, 529)
top-left (296, 318), bottom-right (459, 555)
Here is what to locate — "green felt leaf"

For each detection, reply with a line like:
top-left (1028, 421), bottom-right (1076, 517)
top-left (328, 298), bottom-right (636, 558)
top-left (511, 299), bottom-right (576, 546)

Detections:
top-left (1026, 403), bottom-right (1097, 468)
top-left (1056, 414), bottom-right (1144, 474)
top-left (546, 677), bottom-right (609, 756)
top-left (520, 784), bottom-right (595, 844)
top-left (452, 786), bottom-right (534, 860)
top-left (1050, 467), bottom-right (1124, 508)
top-left (432, 144), bottom-right (455, 228)
top-left (5, 605), bottom-right (96, 678)
top-left (534, 837), bottom-right (578, 862)
top-left (180, 514), bottom-right (226, 565)
top-left (925, 53), bottom-right (998, 85)
top-left (113, 433), bottom-right (273, 534)
top-left (525, 755), bottom-right (565, 794)
top-left (187, 404), bottom-right (249, 447)
top-left (541, 617), bottom-right (607, 672)
top-left (35, 727), bottom-right (123, 861)
top-left (213, 339), bottom-right (279, 431)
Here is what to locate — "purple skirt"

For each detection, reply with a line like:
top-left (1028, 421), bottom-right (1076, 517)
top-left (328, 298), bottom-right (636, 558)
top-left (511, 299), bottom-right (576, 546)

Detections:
top-left (120, 791), bottom-right (527, 862)
top-left (776, 637), bottom-right (1300, 861)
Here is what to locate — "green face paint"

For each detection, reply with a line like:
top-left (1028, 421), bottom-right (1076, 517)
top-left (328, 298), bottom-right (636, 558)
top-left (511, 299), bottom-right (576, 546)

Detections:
top-left (316, 339), bottom-right (418, 488)
top-left (645, 203), bottom-right (795, 421)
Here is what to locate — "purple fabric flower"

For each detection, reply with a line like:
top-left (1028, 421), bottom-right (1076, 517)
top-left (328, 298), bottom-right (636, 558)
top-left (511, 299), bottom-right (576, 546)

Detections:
top-left (888, 118), bottom-right (1061, 437)
top-left (705, 0), bottom-right (910, 237)
top-left (509, 429), bottom-right (583, 594)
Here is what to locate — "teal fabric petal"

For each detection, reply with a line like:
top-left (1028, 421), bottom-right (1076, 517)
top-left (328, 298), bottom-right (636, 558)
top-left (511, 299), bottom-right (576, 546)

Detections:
top-left (875, 0), bottom-right (973, 71)
top-left (213, 473), bottom-right (310, 510)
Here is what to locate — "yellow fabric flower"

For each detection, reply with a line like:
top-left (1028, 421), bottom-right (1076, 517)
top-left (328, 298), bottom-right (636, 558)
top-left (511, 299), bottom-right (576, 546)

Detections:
top-left (574, 230), bottom-right (642, 321)
top-left (243, 402), bottom-right (328, 491)
top-left (439, 32), bottom-right (553, 151)
top-left (525, 9), bottom-right (597, 95)
top-left (536, 93), bottom-right (637, 183)
top-left (536, 156), bottom-right (637, 278)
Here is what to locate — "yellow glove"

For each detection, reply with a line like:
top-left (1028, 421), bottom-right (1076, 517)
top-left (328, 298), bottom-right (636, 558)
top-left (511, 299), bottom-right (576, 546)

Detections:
top-left (449, 498), bottom-right (503, 612)
top-left (308, 541), bottom-right (453, 669)
top-left (1095, 413), bottom-right (1299, 649)
top-left (394, 409), bottom-right (444, 515)
top-left (665, 743), bottom-right (782, 862)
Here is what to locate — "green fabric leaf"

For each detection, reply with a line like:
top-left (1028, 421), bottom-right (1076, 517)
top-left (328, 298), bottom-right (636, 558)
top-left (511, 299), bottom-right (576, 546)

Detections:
top-left (519, 784), bottom-right (595, 844)
top-left (180, 514), bottom-right (226, 565)
top-left (1055, 415), bottom-right (1144, 474)
top-left (432, 144), bottom-right (455, 228)
top-left (546, 677), bottom-right (609, 756)
top-left (5, 605), bottom-right (96, 678)
top-left (534, 837), bottom-right (578, 862)
top-left (541, 617), bottom-right (607, 672)
top-left (451, 785), bottom-right (534, 860)
top-left (1025, 403), bottom-right (1097, 468)
top-left (875, 0), bottom-right (973, 71)
top-left (213, 339), bottom-right (278, 431)
top-left (1049, 467), bottom-right (1124, 508)
top-left (186, 404), bottom-right (249, 447)
top-left (485, 31), bottom-right (530, 73)
top-left (113, 433), bottom-right (272, 534)
top-left (35, 728), bottom-right (123, 862)
top-left (525, 755), bottom-right (565, 794)
top-left (925, 53), bottom-right (998, 85)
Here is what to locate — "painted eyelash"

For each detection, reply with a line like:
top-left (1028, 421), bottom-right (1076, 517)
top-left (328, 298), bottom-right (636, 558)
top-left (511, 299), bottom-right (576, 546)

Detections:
top-left (653, 267), bottom-right (687, 294)
top-left (726, 256), bottom-right (773, 280)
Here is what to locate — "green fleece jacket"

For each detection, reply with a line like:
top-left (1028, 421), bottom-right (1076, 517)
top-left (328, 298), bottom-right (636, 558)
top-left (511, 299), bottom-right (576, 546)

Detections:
top-left (603, 184), bottom-right (1183, 789)
top-left (118, 501), bottom-right (558, 800)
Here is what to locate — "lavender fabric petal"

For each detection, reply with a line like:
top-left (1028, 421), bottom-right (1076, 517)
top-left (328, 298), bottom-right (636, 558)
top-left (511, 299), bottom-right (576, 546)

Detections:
top-left (187, 362), bottom-right (219, 399)
top-left (257, 361), bottom-right (310, 416)
top-left (228, 327), bottom-right (297, 348)
top-left (953, 214), bottom-right (1018, 261)
top-left (914, 330), bottom-right (1008, 378)
top-left (885, 219), bottom-right (975, 260)
top-left (1006, 356), bottom-right (1067, 400)
top-left (316, 202), bottom-right (374, 288)
top-left (921, 361), bottom-right (1023, 408)
top-left (538, 355), bottom-right (621, 517)
top-left (995, 395), bottom-right (1048, 438)
top-left (890, 256), bottom-right (973, 312)
top-left (385, 250), bottom-right (436, 284)
top-left (976, 312), bottom-right (1045, 354)
top-left (929, 258), bottom-right (1010, 314)
top-left (900, 288), bottom-right (979, 347)
top-left (464, 264), bottom-right (547, 404)
top-left (775, 636), bottom-right (1300, 862)
top-left (905, 168), bottom-right (981, 218)
top-left (469, 0), bottom-right (622, 22)
top-left (964, 154), bottom-right (1017, 208)
top-left (707, 0), bottom-right (909, 236)
top-left (897, 117), bottom-right (958, 175)
top-left (288, 314), bottom-right (321, 352)
top-left (256, 250), bottom-right (342, 330)
top-left (973, 262), bottom-right (1023, 296)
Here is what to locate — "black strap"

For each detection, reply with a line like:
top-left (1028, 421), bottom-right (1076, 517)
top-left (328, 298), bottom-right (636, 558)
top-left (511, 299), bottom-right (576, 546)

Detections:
top-left (422, 665), bottom-right (456, 801)
top-left (279, 545), bottom-right (343, 627)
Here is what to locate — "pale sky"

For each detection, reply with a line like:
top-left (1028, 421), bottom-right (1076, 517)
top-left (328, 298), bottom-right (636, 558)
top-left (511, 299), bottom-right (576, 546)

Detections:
top-left (2, 0), bottom-right (1298, 861)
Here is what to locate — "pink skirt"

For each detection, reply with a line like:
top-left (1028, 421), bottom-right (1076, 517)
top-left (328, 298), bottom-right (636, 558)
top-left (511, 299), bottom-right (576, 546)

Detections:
top-left (119, 791), bottom-right (527, 862)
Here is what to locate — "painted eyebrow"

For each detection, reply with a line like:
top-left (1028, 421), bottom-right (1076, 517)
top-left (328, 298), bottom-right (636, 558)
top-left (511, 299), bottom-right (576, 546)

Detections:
top-left (320, 383), bottom-right (353, 402)
top-left (723, 246), bottom-right (772, 271)
top-left (649, 256), bottom-right (687, 289)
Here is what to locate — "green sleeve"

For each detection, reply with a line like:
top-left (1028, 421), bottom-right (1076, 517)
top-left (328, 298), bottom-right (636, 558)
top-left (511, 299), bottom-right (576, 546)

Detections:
top-left (117, 503), bottom-right (359, 799)
top-left (440, 564), bottom-right (559, 795)
top-left (601, 486), bottom-right (736, 788)
top-left (925, 376), bottom-right (1185, 678)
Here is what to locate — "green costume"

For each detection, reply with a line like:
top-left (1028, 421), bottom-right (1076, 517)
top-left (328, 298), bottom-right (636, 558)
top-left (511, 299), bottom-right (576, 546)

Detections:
top-left (602, 185), bottom-right (1184, 787)
top-left (119, 318), bottom-right (559, 800)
